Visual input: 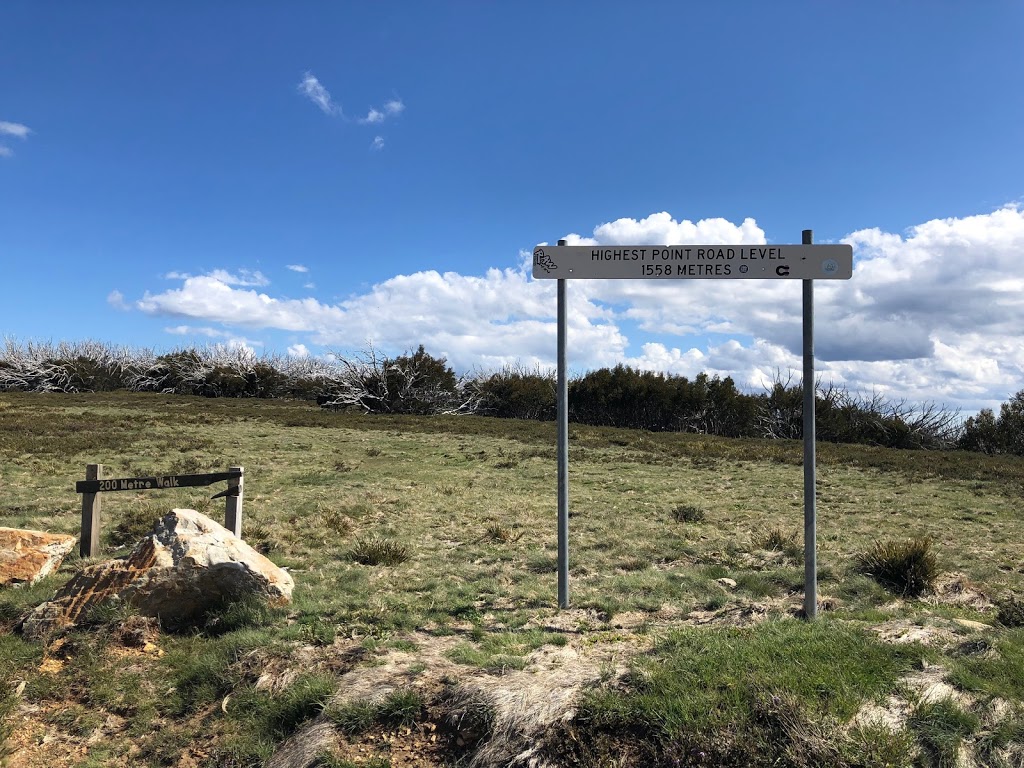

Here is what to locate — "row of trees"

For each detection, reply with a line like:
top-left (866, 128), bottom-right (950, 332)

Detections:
top-left (1, 339), bottom-right (1020, 454)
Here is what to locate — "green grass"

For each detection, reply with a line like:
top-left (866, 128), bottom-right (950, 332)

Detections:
top-left (577, 620), bottom-right (925, 765)
top-left (1, 391), bottom-right (1023, 765)
top-left (907, 697), bottom-right (980, 768)
top-left (325, 688), bottom-right (424, 735)
top-left (947, 628), bottom-right (1024, 701)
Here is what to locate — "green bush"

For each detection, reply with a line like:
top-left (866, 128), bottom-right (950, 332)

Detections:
top-left (854, 537), bottom-right (939, 597)
top-left (474, 365), bottom-right (556, 421)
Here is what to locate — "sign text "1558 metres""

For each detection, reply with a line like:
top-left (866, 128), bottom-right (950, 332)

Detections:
top-left (532, 244), bottom-right (853, 280)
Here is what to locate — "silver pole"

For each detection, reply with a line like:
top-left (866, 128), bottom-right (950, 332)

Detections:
top-left (802, 229), bottom-right (817, 620)
top-left (556, 239), bottom-right (570, 609)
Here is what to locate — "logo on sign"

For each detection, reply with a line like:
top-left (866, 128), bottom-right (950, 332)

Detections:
top-left (534, 248), bottom-right (558, 274)
top-left (822, 259), bottom-right (839, 275)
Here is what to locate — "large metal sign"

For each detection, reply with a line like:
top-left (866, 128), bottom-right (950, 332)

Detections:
top-left (533, 244), bottom-right (853, 280)
top-left (544, 231), bottom-right (840, 619)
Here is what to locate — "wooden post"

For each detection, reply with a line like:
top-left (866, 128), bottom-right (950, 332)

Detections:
top-left (225, 466), bottom-right (243, 537)
top-left (80, 463), bottom-right (103, 558)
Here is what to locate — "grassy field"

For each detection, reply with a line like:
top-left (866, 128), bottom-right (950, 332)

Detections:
top-left (1, 392), bottom-right (1022, 767)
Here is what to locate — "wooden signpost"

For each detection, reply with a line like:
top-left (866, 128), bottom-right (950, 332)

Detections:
top-left (75, 465), bottom-right (244, 557)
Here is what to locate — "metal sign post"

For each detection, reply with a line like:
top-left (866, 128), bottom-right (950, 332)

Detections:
top-left (556, 240), bottom-right (570, 608)
top-left (802, 229), bottom-right (818, 619)
top-left (536, 235), bottom-right (851, 614)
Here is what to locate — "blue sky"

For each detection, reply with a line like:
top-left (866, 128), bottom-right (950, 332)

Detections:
top-left (2, 3), bottom-right (1024, 414)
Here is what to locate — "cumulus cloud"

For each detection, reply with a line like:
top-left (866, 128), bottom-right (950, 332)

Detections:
top-left (371, 135), bottom-right (385, 150)
top-left (126, 208), bottom-right (1024, 413)
top-left (298, 72), bottom-right (339, 115)
top-left (287, 343), bottom-right (309, 358)
top-left (287, 264), bottom-right (309, 273)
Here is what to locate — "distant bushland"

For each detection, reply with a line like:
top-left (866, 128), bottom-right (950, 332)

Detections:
top-left (3, 337), bottom-right (1014, 453)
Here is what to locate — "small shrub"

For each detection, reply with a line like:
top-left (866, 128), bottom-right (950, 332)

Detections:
top-left (365, 447), bottom-right (382, 457)
top-left (995, 594), bottom-right (1024, 628)
top-left (854, 537), bottom-right (939, 597)
top-left (349, 538), bottom-right (410, 566)
top-left (671, 504), bottom-right (705, 523)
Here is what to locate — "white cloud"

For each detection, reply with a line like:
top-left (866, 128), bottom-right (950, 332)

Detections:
top-left (0, 121), bottom-right (30, 138)
top-left (287, 343), bottom-right (309, 358)
top-left (372, 136), bottom-right (385, 150)
top-left (164, 269), bottom-right (269, 287)
top-left (165, 325), bottom-right (230, 338)
top-left (287, 264), bottom-right (309, 273)
top-left (126, 208), bottom-right (1024, 414)
top-left (359, 99), bottom-right (404, 125)
top-left (0, 146), bottom-right (11, 158)
top-left (304, 282), bottom-right (316, 290)
top-left (298, 72), bottom-right (339, 115)
top-left (107, 290), bottom-right (129, 311)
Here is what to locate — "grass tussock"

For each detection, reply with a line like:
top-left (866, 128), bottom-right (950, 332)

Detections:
top-left (671, 504), bottom-right (706, 523)
top-left (753, 527), bottom-right (804, 565)
top-left (854, 537), bottom-right (939, 597)
top-left (325, 688), bottom-right (424, 735)
top-left (996, 594), bottom-right (1024, 628)
top-left (349, 538), bottom-right (410, 566)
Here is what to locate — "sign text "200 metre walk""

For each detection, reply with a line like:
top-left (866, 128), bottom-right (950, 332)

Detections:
top-left (533, 244), bottom-right (853, 280)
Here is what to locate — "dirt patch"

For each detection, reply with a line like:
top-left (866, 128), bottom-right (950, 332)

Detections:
top-left (268, 629), bottom-right (636, 768)
top-left (924, 572), bottom-right (995, 612)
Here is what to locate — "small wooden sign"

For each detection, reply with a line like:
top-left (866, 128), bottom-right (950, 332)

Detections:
top-left (76, 465), bottom-right (244, 558)
top-left (76, 470), bottom-right (241, 495)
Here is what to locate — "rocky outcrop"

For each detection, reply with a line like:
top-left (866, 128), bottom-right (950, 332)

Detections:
top-left (20, 509), bottom-right (292, 639)
top-left (0, 528), bottom-right (77, 587)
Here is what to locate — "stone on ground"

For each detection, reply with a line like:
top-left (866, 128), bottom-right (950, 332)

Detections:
top-left (19, 509), bottom-right (292, 639)
top-left (0, 527), bottom-right (77, 588)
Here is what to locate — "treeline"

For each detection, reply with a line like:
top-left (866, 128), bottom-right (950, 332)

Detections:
top-left (2, 339), bottom-right (1021, 454)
